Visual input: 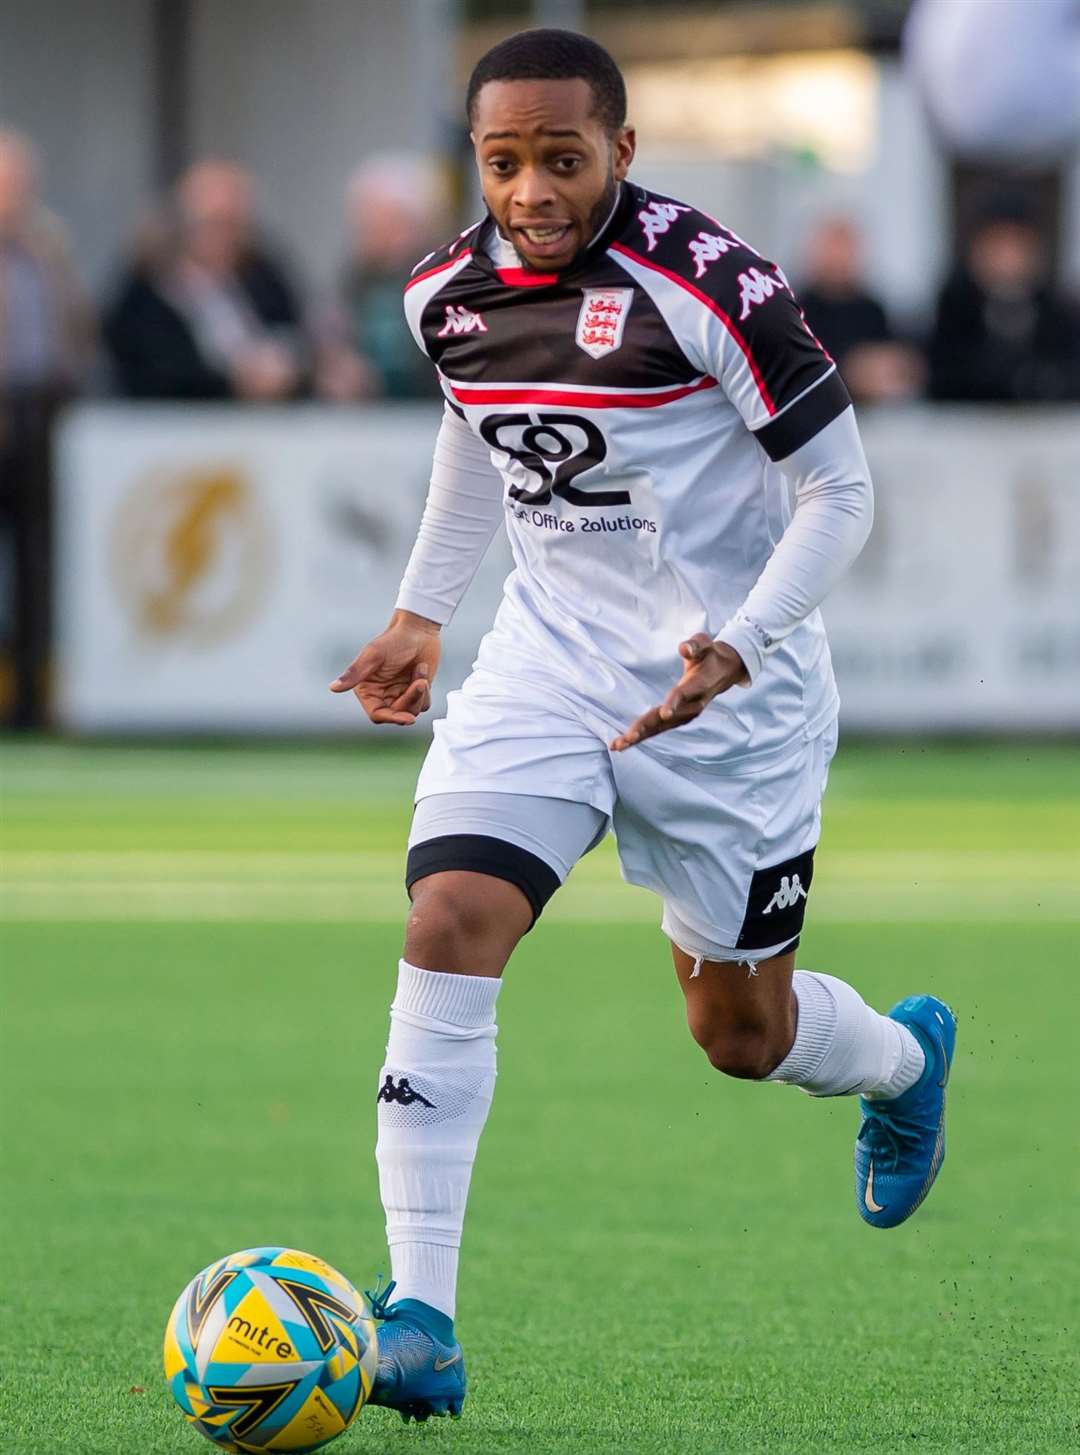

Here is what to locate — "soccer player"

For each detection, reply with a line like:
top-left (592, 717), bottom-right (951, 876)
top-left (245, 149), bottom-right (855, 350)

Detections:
top-left (331, 30), bottom-right (956, 1423)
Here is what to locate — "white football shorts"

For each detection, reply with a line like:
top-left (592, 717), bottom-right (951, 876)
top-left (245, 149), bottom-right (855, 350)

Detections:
top-left (409, 672), bottom-right (838, 964)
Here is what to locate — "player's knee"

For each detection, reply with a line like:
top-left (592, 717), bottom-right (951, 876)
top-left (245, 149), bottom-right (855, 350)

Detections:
top-left (405, 875), bottom-right (525, 973)
top-left (689, 1012), bottom-right (789, 1081)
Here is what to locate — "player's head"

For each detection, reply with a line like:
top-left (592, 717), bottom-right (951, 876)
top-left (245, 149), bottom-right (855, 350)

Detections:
top-left (467, 28), bottom-right (635, 273)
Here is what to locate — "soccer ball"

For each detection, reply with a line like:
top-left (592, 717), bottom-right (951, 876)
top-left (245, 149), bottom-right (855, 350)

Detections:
top-left (164, 1246), bottom-right (378, 1453)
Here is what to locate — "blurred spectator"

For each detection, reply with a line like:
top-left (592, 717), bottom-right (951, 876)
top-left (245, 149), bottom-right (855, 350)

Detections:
top-left (104, 160), bottom-right (308, 400)
top-left (316, 156), bottom-right (445, 401)
top-left (0, 131), bottom-right (94, 392)
top-left (0, 128), bottom-right (94, 729)
top-left (798, 218), bottom-right (924, 404)
top-left (928, 197), bottom-right (1080, 403)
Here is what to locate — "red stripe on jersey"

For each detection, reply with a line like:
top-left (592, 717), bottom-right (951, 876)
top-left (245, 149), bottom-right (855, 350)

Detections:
top-left (496, 267), bottom-right (560, 287)
top-left (448, 377), bottom-right (717, 409)
top-left (405, 253), bottom-right (472, 292)
top-left (609, 241), bottom-right (777, 416)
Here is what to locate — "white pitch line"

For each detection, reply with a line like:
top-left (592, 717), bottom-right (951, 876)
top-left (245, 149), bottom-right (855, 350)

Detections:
top-left (2, 875), bottom-right (1077, 924)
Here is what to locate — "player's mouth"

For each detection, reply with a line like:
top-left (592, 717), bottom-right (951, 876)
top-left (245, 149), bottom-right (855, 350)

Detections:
top-left (513, 222), bottom-right (575, 259)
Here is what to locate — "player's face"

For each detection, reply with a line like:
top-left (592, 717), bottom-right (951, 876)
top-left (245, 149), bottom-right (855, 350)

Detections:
top-left (472, 78), bottom-right (635, 272)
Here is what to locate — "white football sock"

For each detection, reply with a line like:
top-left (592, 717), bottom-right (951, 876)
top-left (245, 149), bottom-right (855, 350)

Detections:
top-left (766, 970), bottom-right (925, 1098)
top-left (375, 959), bottom-right (501, 1320)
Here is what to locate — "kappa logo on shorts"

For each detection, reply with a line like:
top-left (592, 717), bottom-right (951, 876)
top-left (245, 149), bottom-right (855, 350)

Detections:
top-left (736, 847), bottom-right (815, 951)
top-left (762, 873), bottom-right (808, 914)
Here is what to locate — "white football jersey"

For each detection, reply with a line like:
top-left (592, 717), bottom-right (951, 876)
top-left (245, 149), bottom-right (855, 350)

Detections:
top-left (402, 183), bottom-right (852, 766)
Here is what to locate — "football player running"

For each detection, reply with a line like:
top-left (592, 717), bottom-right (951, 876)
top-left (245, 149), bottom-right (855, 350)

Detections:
top-left (332, 29), bottom-right (955, 1423)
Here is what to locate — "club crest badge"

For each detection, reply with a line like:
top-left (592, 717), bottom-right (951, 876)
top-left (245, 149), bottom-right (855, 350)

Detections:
top-left (575, 287), bottom-right (633, 359)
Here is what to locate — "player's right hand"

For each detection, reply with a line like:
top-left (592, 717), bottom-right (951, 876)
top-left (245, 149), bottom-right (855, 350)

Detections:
top-left (329, 611), bottom-right (441, 727)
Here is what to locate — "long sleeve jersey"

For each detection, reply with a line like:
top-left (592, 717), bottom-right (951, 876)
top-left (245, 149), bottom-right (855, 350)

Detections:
top-left (396, 181), bottom-right (872, 769)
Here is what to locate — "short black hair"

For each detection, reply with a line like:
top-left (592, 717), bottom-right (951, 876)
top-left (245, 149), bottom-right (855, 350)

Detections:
top-left (466, 28), bottom-right (627, 136)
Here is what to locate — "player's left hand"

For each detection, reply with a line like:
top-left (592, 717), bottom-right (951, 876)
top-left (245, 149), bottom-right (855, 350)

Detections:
top-left (609, 634), bottom-right (749, 751)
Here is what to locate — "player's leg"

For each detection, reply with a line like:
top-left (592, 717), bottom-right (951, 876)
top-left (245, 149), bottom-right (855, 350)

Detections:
top-left (370, 784), bottom-right (608, 1421)
top-left (671, 925), bottom-right (955, 1229)
top-left (612, 720), bottom-right (955, 1228)
top-left (668, 925), bottom-right (926, 1098)
top-left (670, 939), bottom-right (797, 1080)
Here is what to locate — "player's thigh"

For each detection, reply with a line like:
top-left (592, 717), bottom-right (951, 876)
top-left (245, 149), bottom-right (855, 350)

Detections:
top-left (611, 720), bottom-right (837, 969)
top-left (407, 682), bottom-right (612, 974)
top-left (406, 790), bottom-right (608, 975)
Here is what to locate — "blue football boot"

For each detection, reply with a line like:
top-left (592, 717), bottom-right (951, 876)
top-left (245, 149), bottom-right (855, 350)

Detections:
top-left (855, 994), bottom-right (957, 1229)
top-left (365, 1281), bottom-right (466, 1423)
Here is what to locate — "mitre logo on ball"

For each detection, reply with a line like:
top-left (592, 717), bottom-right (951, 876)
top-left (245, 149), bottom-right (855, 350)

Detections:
top-left (575, 287), bottom-right (633, 358)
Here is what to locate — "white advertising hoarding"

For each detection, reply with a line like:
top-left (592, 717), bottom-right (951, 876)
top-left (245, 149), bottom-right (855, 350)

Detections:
top-left (55, 404), bottom-right (509, 733)
top-left (55, 403), bottom-right (1080, 734)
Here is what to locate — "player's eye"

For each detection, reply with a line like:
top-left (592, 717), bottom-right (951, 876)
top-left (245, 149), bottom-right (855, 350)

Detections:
top-left (486, 158), bottom-right (516, 176)
top-left (552, 156), bottom-right (583, 173)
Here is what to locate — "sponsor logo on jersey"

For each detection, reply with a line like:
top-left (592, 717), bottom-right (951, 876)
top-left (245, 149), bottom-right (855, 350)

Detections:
top-left (575, 287), bottom-right (634, 358)
top-left (689, 230), bottom-right (737, 279)
top-left (737, 266), bottom-right (785, 320)
top-left (638, 200), bottom-right (691, 252)
top-left (437, 304), bottom-right (487, 336)
top-left (762, 874), bottom-right (808, 914)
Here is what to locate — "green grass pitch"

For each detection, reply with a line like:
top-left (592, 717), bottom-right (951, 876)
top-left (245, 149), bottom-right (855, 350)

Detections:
top-left (2, 739), bottom-right (1078, 1454)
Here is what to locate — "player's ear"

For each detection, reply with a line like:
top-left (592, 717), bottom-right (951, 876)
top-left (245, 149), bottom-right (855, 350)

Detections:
top-left (613, 126), bottom-right (636, 180)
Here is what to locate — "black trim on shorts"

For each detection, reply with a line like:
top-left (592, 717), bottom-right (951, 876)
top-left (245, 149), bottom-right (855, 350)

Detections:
top-left (405, 834), bottom-right (561, 930)
top-left (735, 847), bottom-right (815, 950)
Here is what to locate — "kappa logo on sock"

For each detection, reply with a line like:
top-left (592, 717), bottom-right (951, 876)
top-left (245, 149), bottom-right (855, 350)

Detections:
top-left (377, 1074), bottom-right (436, 1109)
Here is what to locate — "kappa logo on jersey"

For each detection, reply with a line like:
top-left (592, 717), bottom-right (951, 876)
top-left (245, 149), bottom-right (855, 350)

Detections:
top-left (437, 304), bottom-right (487, 337)
top-left (689, 230), bottom-right (737, 279)
top-left (737, 266), bottom-right (786, 320)
top-left (638, 200), bottom-right (691, 252)
top-left (575, 287), bottom-right (633, 358)
top-left (762, 874), bottom-right (808, 914)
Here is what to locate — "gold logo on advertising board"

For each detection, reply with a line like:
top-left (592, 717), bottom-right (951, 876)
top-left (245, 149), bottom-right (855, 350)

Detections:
top-left (109, 466), bottom-right (271, 643)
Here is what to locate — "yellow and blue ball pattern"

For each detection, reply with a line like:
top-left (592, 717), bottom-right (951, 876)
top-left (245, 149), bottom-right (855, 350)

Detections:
top-left (164, 1247), bottom-right (378, 1453)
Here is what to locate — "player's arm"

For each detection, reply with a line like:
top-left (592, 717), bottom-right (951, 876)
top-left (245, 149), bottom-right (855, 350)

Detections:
top-left (713, 405), bottom-right (873, 679)
top-left (611, 408), bottom-right (872, 748)
top-left (613, 245), bottom-right (871, 749)
top-left (331, 404), bottom-right (504, 724)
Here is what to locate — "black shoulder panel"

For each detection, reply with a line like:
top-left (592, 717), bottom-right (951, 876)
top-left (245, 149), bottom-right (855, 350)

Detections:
top-left (614, 187), bottom-right (763, 297)
top-left (615, 187), bottom-right (848, 447)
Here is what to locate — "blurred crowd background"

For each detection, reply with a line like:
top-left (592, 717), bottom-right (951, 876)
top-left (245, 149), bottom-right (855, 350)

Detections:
top-left (2, 0), bottom-right (1079, 732)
